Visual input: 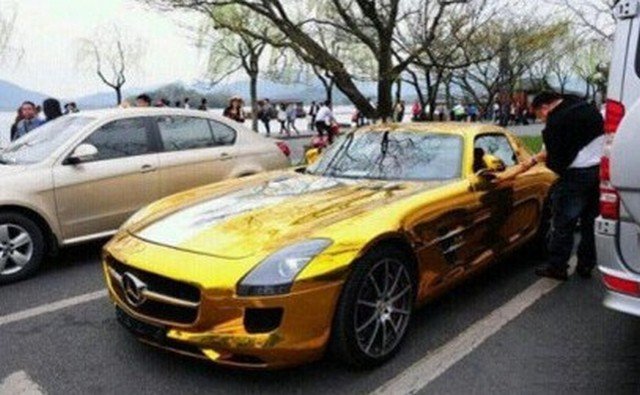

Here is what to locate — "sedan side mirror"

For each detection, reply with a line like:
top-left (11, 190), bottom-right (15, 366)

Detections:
top-left (65, 144), bottom-right (98, 165)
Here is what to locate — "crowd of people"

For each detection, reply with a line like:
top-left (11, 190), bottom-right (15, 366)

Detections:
top-left (9, 99), bottom-right (78, 142)
top-left (7, 91), bottom-right (539, 145)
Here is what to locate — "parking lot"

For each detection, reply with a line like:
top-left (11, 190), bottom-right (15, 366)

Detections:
top-left (1, 232), bottom-right (640, 395)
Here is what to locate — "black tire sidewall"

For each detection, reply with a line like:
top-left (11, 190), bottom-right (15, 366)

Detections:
top-left (330, 245), bottom-right (416, 368)
top-left (0, 212), bottom-right (45, 284)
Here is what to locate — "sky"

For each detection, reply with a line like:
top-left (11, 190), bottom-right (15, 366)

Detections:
top-left (0, 0), bottom-right (205, 99)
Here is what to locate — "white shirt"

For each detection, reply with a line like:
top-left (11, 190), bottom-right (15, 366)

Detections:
top-left (315, 105), bottom-right (333, 124)
top-left (569, 134), bottom-right (604, 168)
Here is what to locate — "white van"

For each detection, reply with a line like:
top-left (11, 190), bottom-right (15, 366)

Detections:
top-left (597, 0), bottom-right (640, 315)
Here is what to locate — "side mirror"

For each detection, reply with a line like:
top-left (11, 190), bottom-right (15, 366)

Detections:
top-left (65, 143), bottom-right (98, 165)
top-left (482, 154), bottom-right (506, 172)
top-left (305, 147), bottom-right (321, 165)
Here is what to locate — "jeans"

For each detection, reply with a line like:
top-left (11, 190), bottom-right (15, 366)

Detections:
top-left (547, 166), bottom-right (600, 271)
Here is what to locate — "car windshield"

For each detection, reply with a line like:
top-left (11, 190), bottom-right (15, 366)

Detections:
top-left (307, 131), bottom-right (463, 181)
top-left (0, 116), bottom-right (95, 164)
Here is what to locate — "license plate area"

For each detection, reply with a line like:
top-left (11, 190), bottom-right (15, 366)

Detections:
top-left (116, 306), bottom-right (167, 341)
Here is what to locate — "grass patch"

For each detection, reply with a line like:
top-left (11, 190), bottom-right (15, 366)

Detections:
top-left (519, 135), bottom-right (543, 153)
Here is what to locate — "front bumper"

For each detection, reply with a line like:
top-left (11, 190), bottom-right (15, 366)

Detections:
top-left (103, 237), bottom-right (346, 369)
top-left (596, 216), bottom-right (640, 317)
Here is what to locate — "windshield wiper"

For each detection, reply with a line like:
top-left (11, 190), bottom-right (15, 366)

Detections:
top-left (321, 132), bottom-right (355, 177)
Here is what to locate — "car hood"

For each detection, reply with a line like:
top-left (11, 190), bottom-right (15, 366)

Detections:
top-left (131, 172), bottom-right (450, 259)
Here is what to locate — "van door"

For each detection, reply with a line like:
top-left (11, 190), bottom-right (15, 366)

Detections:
top-left (610, 2), bottom-right (640, 272)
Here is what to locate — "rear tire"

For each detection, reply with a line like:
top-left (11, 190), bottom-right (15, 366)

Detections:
top-left (0, 212), bottom-right (45, 284)
top-left (329, 246), bottom-right (415, 368)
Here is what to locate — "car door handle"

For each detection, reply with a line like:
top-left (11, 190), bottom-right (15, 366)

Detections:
top-left (140, 164), bottom-right (156, 173)
top-left (220, 153), bottom-right (233, 161)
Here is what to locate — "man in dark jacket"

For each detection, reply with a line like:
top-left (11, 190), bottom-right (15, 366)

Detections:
top-left (513, 92), bottom-right (604, 280)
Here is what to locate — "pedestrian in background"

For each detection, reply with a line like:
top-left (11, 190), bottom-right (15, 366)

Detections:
top-left (286, 103), bottom-right (300, 135)
top-left (198, 98), bottom-right (208, 111)
top-left (277, 103), bottom-right (288, 135)
top-left (259, 99), bottom-right (272, 136)
top-left (184, 97), bottom-right (191, 109)
top-left (136, 94), bottom-right (152, 107)
top-left (9, 106), bottom-right (24, 142)
top-left (42, 98), bottom-right (63, 122)
top-left (509, 92), bottom-right (604, 280)
top-left (13, 101), bottom-right (44, 140)
top-left (308, 101), bottom-right (319, 131)
top-left (411, 101), bottom-right (422, 121)
top-left (223, 97), bottom-right (246, 123)
top-left (315, 100), bottom-right (334, 137)
top-left (393, 100), bottom-right (405, 122)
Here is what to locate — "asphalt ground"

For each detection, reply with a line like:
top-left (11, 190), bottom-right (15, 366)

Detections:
top-left (2, 236), bottom-right (639, 395)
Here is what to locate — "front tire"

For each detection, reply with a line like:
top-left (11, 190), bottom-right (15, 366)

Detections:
top-left (330, 246), bottom-right (415, 368)
top-left (0, 212), bottom-right (45, 284)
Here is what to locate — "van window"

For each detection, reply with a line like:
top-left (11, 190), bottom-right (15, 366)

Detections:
top-left (474, 134), bottom-right (518, 167)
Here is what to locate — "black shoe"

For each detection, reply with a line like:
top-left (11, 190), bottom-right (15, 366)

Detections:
top-left (576, 265), bottom-right (593, 279)
top-left (535, 265), bottom-right (568, 281)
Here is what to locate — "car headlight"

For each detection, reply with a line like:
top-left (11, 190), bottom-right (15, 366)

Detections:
top-left (237, 238), bottom-right (333, 296)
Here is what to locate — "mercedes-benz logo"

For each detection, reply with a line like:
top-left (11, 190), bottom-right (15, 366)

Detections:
top-left (122, 272), bottom-right (147, 307)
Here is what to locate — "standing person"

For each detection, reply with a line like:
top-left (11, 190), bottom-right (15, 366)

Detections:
top-left (437, 104), bottom-right (446, 121)
top-left (308, 101), bottom-right (319, 131)
top-left (507, 92), bottom-right (604, 280)
top-left (411, 101), bottom-right (422, 121)
top-left (174, 100), bottom-right (182, 108)
top-left (467, 103), bottom-right (478, 122)
top-left (42, 98), bottom-right (63, 122)
top-left (277, 103), bottom-right (288, 135)
top-left (453, 103), bottom-right (466, 121)
top-left (223, 97), bottom-right (246, 123)
top-left (259, 99), bottom-right (273, 136)
top-left (314, 101), bottom-right (334, 137)
top-left (198, 98), bottom-right (208, 111)
top-left (10, 106), bottom-right (24, 142)
top-left (286, 103), bottom-right (300, 135)
top-left (136, 94), bottom-right (152, 107)
top-left (184, 97), bottom-right (191, 109)
top-left (13, 101), bottom-right (44, 140)
top-left (393, 100), bottom-right (406, 122)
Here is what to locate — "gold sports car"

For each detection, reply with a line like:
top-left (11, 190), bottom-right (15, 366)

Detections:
top-left (104, 123), bottom-right (556, 369)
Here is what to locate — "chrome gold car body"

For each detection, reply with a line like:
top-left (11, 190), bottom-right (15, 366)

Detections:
top-left (103, 122), bottom-right (556, 368)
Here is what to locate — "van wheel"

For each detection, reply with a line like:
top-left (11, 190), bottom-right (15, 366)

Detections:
top-left (0, 212), bottom-right (45, 284)
top-left (330, 246), bottom-right (415, 368)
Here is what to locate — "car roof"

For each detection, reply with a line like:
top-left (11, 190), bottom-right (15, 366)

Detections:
top-left (66, 107), bottom-right (222, 120)
top-left (357, 122), bottom-right (511, 137)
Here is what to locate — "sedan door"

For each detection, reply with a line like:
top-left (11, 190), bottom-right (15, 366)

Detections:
top-left (153, 115), bottom-right (238, 197)
top-left (52, 117), bottom-right (160, 241)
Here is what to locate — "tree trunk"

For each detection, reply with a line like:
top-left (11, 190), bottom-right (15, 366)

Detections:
top-left (249, 73), bottom-right (258, 132)
top-left (326, 80), bottom-right (334, 103)
top-left (395, 78), bottom-right (401, 103)
top-left (115, 87), bottom-right (122, 106)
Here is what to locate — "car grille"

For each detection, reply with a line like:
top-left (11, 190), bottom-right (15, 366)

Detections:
top-left (106, 256), bottom-right (200, 325)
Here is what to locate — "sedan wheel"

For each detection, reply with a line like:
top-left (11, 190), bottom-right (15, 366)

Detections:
top-left (0, 224), bottom-right (34, 275)
top-left (330, 246), bottom-right (415, 368)
top-left (0, 213), bottom-right (45, 284)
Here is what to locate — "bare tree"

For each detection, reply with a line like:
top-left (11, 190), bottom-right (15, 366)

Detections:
top-left (0, 5), bottom-right (23, 66)
top-left (197, 16), bottom-right (270, 131)
top-left (142, 0), bottom-right (472, 120)
top-left (77, 28), bottom-right (144, 105)
top-left (552, 0), bottom-right (617, 42)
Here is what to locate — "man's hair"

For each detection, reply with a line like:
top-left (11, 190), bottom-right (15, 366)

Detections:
top-left (21, 101), bottom-right (36, 108)
top-left (136, 94), bottom-right (152, 105)
top-left (531, 91), bottom-right (562, 110)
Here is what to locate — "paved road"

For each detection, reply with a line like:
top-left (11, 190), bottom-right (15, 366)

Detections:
top-left (1, 238), bottom-right (640, 394)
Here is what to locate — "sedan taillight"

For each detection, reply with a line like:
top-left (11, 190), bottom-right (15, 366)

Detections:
top-left (275, 141), bottom-right (291, 157)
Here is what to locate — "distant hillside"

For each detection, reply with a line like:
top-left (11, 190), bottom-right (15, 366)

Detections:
top-left (0, 80), bottom-right (51, 110)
